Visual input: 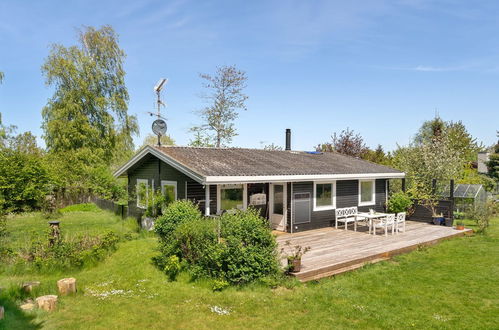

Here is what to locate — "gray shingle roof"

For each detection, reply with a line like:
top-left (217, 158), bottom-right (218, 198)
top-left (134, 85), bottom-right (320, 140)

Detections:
top-left (154, 146), bottom-right (402, 177)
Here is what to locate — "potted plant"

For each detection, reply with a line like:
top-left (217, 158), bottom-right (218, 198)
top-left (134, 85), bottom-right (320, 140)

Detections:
top-left (455, 221), bottom-right (465, 230)
top-left (281, 241), bottom-right (310, 273)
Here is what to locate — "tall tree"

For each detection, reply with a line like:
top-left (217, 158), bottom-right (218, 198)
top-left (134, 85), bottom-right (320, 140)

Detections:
top-left (316, 128), bottom-right (368, 157)
top-left (41, 25), bottom-right (138, 165)
top-left (194, 65), bottom-right (248, 147)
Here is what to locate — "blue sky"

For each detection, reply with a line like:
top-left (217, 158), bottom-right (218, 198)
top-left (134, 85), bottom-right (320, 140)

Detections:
top-left (0, 0), bottom-right (498, 151)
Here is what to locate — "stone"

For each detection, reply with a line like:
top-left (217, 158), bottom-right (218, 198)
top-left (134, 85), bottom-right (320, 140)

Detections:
top-left (35, 295), bottom-right (58, 312)
top-left (57, 278), bottom-right (77, 295)
top-left (0, 306), bottom-right (4, 320)
top-left (22, 281), bottom-right (40, 293)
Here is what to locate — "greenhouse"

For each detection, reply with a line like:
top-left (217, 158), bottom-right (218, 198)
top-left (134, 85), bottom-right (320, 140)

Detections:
top-left (451, 184), bottom-right (488, 212)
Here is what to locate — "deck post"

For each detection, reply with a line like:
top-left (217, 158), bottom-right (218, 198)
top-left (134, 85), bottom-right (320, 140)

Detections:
top-left (449, 179), bottom-right (454, 220)
top-left (401, 178), bottom-right (406, 192)
top-left (205, 184), bottom-right (210, 216)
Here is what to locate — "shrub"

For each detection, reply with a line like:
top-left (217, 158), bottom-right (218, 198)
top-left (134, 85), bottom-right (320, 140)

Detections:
top-left (154, 200), bottom-right (202, 244)
top-left (466, 201), bottom-right (497, 233)
top-left (387, 192), bottom-right (413, 214)
top-left (10, 230), bottom-right (120, 272)
top-left (154, 207), bottom-right (280, 285)
top-left (163, 255), bottom-right (181, 281)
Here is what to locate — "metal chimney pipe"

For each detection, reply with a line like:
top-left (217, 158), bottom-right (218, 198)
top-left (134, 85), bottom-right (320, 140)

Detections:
top-left (285, 129), bottom-right (291, 150)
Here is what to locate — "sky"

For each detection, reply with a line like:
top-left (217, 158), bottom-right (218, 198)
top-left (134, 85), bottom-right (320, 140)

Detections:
top-left (0, 0), bottom-right (498, 152)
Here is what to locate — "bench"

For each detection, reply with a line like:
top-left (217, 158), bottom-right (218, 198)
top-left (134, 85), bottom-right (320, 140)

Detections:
top-left (335, 207), bottom-right (368, 231)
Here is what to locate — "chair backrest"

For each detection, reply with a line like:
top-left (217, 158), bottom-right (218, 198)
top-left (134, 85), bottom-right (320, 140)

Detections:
top-left (396, 212), bottom-right (406, 223)
top-left (385, 213), bottom-right (396, 224)
top-left (335, 207), bottom-right (358, 219)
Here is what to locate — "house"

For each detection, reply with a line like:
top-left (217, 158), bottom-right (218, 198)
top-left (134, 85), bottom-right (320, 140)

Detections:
top-left (114, 131), bottom-right (405, 233)
top-left (477, 151), bottom-right (490, 174)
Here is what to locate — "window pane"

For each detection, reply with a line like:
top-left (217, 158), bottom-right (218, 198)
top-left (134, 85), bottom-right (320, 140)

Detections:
top-left (137, 182), bottom-right (148, 208)
top-left (273, 185), bottom-right (284, 215)
top-left (221, 188), bottom-right (243, 211)
top-left (361, 181), bottom-right (374, 203)
top-left (163, 185), bottom-right (176, 204)
top-left (316, 184), bottom-right (332, 207)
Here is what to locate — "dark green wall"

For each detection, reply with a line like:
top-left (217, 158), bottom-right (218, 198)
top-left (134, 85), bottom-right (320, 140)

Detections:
top-left (127, 154), bottom-right (194, 202)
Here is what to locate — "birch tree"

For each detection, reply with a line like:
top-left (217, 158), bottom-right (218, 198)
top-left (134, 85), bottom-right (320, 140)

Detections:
top-left (193, 65), bottom-right (248, 147)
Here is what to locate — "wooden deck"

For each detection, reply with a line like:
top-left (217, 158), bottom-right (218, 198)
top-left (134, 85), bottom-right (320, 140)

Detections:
top-left (277, 221), bottom-right (472, 282)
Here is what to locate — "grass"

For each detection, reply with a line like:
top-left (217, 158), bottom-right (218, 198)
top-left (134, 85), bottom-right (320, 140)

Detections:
top-left (2, 207), bottom-right (139, 250)
top-left (1, 211), bottom-right (498, 329)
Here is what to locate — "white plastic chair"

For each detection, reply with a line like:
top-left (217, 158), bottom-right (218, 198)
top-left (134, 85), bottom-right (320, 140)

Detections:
top-left (395, 212), bottom-right (406, 233)
top-left (372, 214), bottom-right (395, 236)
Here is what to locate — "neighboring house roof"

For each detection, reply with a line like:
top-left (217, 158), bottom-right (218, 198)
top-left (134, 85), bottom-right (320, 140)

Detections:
top-left (114, 145), bottom-right (405, 184)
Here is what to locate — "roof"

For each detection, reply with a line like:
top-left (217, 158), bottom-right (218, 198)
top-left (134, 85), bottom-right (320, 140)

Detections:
top-left (114, 145), bottom-right (405, 184)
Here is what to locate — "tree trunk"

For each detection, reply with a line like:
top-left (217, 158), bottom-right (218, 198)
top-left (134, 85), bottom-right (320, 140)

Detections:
top-left (36, 295), bottom-right (58, 312)
top-left (57, 278), bottom-right (77, 295)
top-left (0, 306), bottom-right (4, 320)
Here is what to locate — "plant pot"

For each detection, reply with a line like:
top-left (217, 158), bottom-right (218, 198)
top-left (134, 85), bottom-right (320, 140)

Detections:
top-left (444, 218), bottom-right (454, 227)
top-left (288, 258), bottom-right (301, 273)
top-left (456, 225), bottom-right (465, 230)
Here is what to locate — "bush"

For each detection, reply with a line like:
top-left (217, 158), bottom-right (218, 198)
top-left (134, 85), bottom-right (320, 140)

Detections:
top-left (387, 192), bottom-right (413, 213)
top-left (155, 207), bottom-right (280, 285)
top-left (154, 200), bottom-right (202, 244)
top-left (8, 230), bottom-right (120, 272)
top-left (466, 201), bottom-right (497, 233)
top-left (163, 255), bottom-right (181, 281)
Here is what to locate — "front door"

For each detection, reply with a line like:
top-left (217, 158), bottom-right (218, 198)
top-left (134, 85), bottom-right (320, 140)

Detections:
top-left (270, 183), bottom-right (286, 231)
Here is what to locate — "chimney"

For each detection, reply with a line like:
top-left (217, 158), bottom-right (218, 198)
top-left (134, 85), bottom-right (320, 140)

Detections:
top-left (285, 129), bottom-right (291, 150)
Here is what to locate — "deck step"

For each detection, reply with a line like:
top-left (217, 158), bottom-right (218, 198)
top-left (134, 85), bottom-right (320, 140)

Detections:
top-left (294, 257), bottom-right (390, 282)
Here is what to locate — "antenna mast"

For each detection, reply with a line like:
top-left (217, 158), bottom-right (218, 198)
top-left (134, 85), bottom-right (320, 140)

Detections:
top-left (150, 78), bottom-right (168, 146)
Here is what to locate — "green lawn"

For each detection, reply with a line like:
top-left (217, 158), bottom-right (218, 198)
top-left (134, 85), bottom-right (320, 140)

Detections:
top-left (2, 206), bottom-right (138, 250)
top-left (1, 211), bottom-right (498, 329)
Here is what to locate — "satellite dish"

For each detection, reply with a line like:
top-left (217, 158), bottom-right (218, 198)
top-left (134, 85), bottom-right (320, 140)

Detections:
top-left (152, 119), bottom-right (167, 136)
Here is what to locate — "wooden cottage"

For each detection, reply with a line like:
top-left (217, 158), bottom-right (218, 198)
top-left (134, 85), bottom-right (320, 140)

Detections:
top-left (114, 142), bottom-right (405, 233)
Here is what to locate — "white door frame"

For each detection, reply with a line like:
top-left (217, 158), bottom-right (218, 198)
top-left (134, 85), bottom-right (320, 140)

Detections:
top-left (269, 182), bottom-right (287, 231)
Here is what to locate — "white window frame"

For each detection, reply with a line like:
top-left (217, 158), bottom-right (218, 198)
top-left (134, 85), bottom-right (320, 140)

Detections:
top-left (161, 180), bottom-right (178, 201)
top-left (217, 183), bottom-right (248, 213)
top-left (359, 179), bottom-right (376, 206)
top-left (313, 181), bottom-right (336, 211)
top-left (136, 179), bottom-right (149, 209)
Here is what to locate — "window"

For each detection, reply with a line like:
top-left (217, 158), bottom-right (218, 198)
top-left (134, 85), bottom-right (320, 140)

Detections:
top-left (359, 180), bottom-right (375, 206)
top-left (313, 182), bottom-right (336, 211)
top-left (136, 179), bottom-right (148, 209)
top-left (218, 184), bottom-right (246, 212)
top-left (161, 180), bottom-right (177, 205)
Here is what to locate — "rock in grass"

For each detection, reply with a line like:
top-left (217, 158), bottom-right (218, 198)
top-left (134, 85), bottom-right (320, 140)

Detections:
top-left (36, 295), bottom-right (58, 312)
top-left (0, 306), bottom-right (4, 320)
top-left (22, 281), bottom-right (40, 293)
top-left (57, 278), bottom-right (77, 295)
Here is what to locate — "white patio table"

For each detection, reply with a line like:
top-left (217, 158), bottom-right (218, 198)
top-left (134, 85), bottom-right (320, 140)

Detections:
top-left (357, 212), bottom-right (390, 235)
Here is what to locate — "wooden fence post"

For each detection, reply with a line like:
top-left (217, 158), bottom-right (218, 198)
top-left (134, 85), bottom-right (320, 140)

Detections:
top-left (449, 179), bottom-right (455, 220)
top-left (402, 178), bottom-right (406, 192)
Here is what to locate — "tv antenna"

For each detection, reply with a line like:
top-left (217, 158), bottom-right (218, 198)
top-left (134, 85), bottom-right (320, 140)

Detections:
top-left (148, 78), bottom-right (169, 146)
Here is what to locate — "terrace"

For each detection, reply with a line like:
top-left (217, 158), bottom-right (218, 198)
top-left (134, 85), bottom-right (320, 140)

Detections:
top-left (277, 221), bottom-right (472, 282)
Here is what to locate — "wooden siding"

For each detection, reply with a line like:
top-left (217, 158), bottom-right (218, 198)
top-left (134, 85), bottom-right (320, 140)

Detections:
top-left (186, 182), bottom-right (217, 215)
top-left (290, 179), bottom-right (387, 233)
top-left (127, 154), bottom-right (196, 215)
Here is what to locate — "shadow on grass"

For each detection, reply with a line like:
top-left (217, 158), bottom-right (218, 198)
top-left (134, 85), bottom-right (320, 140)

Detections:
top-left (0, 297), bottom-right (44, 330)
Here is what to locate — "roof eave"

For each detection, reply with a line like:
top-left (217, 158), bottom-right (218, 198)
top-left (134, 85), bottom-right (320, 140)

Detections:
top-left (113, 145), bottom-right (206, 184)
top-left (204, 172), bottom-right (406, 184)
